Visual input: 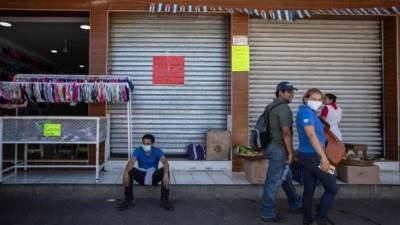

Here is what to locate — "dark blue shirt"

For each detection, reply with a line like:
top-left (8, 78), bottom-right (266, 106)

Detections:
top-left (296, 105), bottom-right (327, 153)
top-left (131, 147), bottom-right (165, 169)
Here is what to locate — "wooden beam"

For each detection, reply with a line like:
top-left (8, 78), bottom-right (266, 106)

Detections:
top-left (398, 15), bottom-right (400, 161)
top-left (384, 15), bottom-right (400, 161)
top-left (382, 16), bottom-right (399, 160)
top-left (88, 3), bottom-right (107, 117)
top-left (0, 0), bottom-right (90, 10)
top-left (88, 3), bottom-right (108, 164)
top-left (231, 13), bottom-right (249, 172)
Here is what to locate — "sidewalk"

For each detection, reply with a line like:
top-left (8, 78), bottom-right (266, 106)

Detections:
top-left (1, 169), bottom-right (400, 201)
top-left (2, 169), bottom-right (399, 185)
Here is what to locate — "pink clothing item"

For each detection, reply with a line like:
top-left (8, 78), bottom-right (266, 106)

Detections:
top-left (65, 84), bottom-right (71, 103)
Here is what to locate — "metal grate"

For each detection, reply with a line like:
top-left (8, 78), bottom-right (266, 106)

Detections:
top-left (108, 14), bottom-right (229, 155)
top-left (0, 117), bottom-right (107, 143)
top-left (249, 19), bottom-right (382, 157)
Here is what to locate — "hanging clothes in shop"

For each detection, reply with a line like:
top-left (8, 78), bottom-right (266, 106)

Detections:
top-left (0, 80), bottom-right (133, 104)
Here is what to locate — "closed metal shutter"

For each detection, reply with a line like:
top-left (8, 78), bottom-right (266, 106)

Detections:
top-left (109, 14), bottom-right (229, 155)
top-left (249, 19), bottom-right (383, 157)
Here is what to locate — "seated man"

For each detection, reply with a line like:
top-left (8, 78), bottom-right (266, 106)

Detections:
top-left (118, 134), bottom-right (174, 211)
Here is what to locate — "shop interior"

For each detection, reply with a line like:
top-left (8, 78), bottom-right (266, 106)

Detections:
top-left (0, 11), bottom-right (90, 162)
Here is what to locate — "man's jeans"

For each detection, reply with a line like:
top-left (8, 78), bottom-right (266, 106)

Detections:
top-left (261, 144), bottom-right (302, 219)
top-left (298, 152), bottom-right (338, 223)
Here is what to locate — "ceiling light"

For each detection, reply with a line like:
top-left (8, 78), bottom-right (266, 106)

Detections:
top-left (0, 22), bottom-right (12, 27)
top-left (80, 25), bottom-right (90, 30)
top-left (50, 50), bottom-right (58, 54)
top-left (79, 65), bottom-right (85, 68)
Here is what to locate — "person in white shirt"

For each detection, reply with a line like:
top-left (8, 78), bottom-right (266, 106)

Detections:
top-left (320, 93), bottom-right (342, 141)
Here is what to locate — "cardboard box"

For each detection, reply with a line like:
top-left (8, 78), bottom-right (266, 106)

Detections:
top-left (206, 129), bottom-right (231, 161)
top-left (242, 158), bottom-right (269, 184)
top-left (337, 164), bottom-right (379, 184)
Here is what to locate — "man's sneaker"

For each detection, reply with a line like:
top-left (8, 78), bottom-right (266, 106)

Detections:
top-left (159, 200), bottom-right (174, 211)
top-left (289, 207), bottom-right (303, 214)
top-left (118, 200), bottom-right (135, 211)
top-left (260, 215), bottom-right (287, 223)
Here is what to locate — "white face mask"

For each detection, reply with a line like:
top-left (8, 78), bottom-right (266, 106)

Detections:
top-left (142, 144), bottom-right (152, 152)
top-left (307, 100), bottom-right (323, 111)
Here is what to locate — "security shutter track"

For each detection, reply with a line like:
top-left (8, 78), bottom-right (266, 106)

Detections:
top-left (249, 19), bottom-right (383, 157)
top-left (109, 15), bottom-right (229, 156)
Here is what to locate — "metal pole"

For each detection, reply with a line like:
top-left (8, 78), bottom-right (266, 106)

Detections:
top-left (96, 118), bottom-right (100, 183)
top-left (14, 142), bottom-right (17, 174)
top-left (0, 118), bottom-right (3, 183)
top-left (105, 113), bottom-right (110, 163)
top-left (129, 100), bottom-right (132, 158)
top-left (127, 102), bottom-right (131, 160)
top-left (24, 144), bottom-right (27, 171)
top-left (15, 107), bottom-right (19, 174)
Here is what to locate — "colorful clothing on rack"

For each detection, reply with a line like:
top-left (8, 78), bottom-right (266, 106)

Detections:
top-left (0, 80), bottom-right (132, 104)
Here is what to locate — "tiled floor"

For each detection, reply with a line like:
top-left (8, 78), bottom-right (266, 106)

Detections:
top-left (1, 170), bottom-right (400, 185)
top-left (1, 170), bottom-right (251, 185)
top-left (379, 171), bottom-right (400, 184)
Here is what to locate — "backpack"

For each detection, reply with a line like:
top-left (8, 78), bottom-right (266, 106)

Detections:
top-left (250, 100), bottom-right (284, 151)
top-left (187, 144), bottom-right (206, 160)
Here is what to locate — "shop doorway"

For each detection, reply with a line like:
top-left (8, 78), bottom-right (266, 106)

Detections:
top-left (0, 11), bottom-right (90, 161)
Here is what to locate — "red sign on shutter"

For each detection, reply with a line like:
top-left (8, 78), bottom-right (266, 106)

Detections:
top-left (153, 56), bottom-right (185, 85)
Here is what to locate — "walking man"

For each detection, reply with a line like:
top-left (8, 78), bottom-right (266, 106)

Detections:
top-left (260, 81), bottom-right (303, 223)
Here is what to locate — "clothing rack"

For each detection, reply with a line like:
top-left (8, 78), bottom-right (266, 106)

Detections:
top-left (0, 81), bottom-right (131, 104)
top-left (15, 74), bottom-right (134, 90)
top-left (0, 74), bottom-right (134, 180)
top-left (15, 74), bottom-right (132, 81)
top-left (1, 72), bottom-right (135, 104)
top-left (0, 81), bottom-right (131, 85)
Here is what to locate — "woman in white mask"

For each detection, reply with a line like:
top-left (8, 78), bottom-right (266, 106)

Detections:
top-left (295, 88), bottom-right (338, 225)
top-left (320, 93), bottom-right (342, 141)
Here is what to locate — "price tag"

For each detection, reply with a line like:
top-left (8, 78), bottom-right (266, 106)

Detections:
top-left (44, 124), bottom-right (62, 137)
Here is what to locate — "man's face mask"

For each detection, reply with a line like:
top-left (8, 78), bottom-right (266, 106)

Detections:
top-left (142, 144), bottom-right (152, 152)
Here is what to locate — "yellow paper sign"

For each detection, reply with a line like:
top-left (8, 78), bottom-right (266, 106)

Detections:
top-left (44, 124), bottom-right (62, 137)
top-left (232, 45), bottom-right (250, 72)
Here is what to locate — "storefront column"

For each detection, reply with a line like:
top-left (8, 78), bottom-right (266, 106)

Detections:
top-left (382, 16), bottom-right (399, 161)
top-left (397, 15), bottom-right (400, 163)
top-left (88, 3), bottom-right (108, 164)
top-left (231, 13), bottom-right (249, 171)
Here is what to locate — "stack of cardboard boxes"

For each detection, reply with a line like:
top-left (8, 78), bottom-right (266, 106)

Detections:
top-left (337, 164), bottom-right (379, 184)
top-left (206, 129), bottom-right (231, 161)
top-left (337, 144), bottom-right (379, 184)
top-left (242, 158), bottom-right (268, 184)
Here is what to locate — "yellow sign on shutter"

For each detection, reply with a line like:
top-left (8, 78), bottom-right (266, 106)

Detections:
top-left (232, 45), bottom-right (250, 72)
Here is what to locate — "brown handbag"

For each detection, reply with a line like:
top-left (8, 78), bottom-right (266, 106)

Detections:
top-left (320, 118), bottom-right (346, 166)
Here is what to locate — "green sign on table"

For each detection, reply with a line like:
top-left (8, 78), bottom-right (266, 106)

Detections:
top-left (44, 124), bottom-right (62, 137)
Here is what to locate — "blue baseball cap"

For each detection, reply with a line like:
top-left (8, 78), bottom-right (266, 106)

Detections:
top-left (276, 81), bottom-right (298, 91)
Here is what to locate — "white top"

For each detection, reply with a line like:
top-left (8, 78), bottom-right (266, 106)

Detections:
top-left (324, 104), bottom-right (343, 141)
